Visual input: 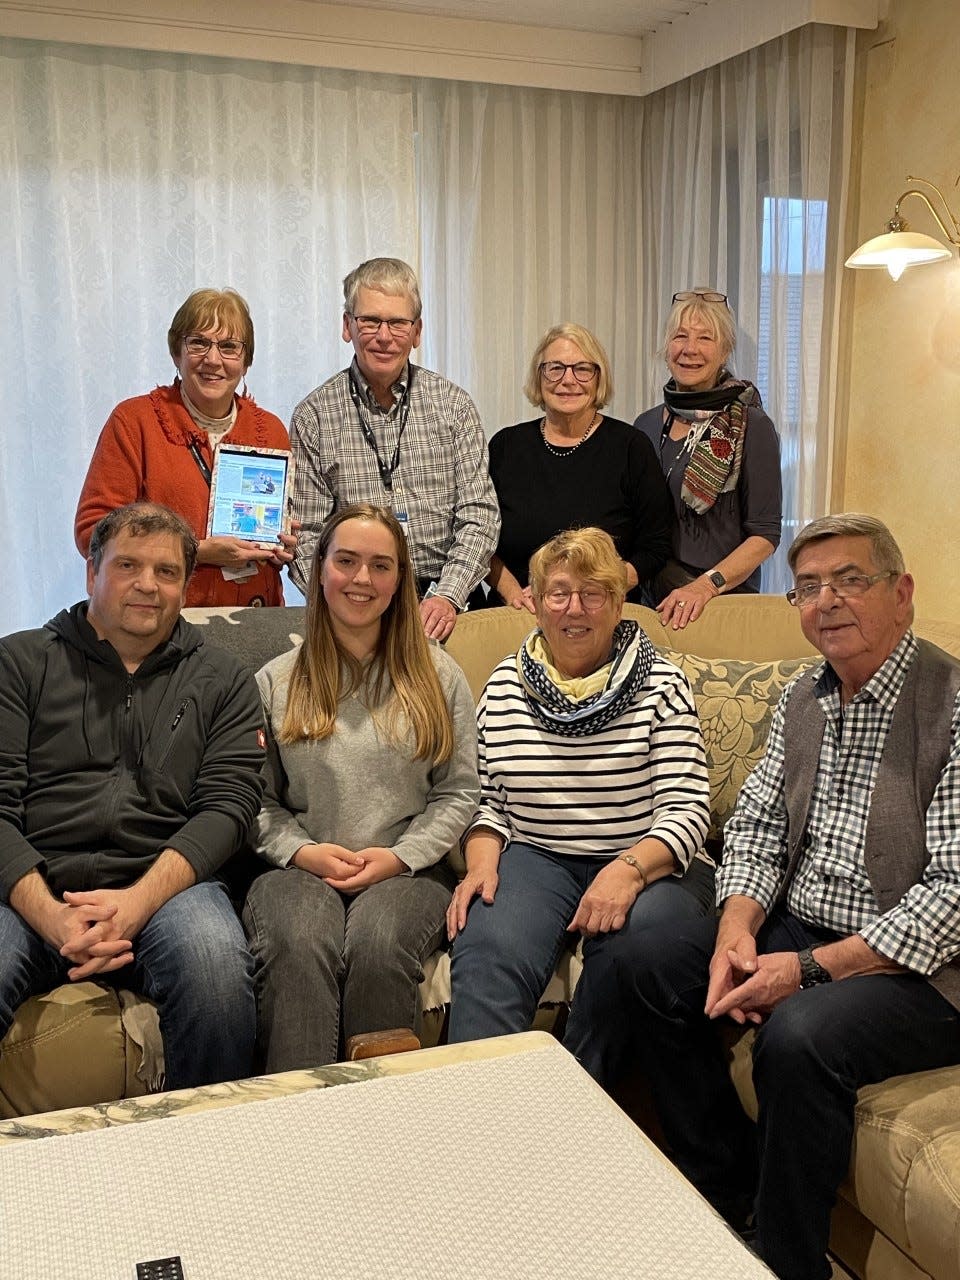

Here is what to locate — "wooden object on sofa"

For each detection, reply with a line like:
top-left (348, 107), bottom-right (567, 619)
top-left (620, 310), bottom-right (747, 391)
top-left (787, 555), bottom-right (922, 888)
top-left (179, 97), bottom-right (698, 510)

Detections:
top-left (345, 1029), bottom-right (422, 1061)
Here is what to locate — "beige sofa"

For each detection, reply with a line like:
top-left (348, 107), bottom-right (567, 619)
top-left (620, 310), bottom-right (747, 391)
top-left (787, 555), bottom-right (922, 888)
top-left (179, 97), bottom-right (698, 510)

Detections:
top-left (3, 597), bottom-right (959, 1280)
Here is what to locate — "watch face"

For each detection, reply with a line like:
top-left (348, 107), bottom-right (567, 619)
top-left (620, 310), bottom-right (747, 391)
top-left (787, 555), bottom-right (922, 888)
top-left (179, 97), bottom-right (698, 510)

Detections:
top-left (709, 571), bottom-right (725, 589)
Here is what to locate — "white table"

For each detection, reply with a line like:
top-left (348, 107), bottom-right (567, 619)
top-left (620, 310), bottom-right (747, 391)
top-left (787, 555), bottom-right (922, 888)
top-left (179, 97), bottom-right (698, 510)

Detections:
top-left (0, 1032), bottom-right (770, 1278)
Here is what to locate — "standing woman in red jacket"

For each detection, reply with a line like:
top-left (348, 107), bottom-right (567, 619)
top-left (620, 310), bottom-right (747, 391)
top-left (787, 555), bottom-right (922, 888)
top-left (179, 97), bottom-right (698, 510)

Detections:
top-left (75, 288), bottom-right (296, 607)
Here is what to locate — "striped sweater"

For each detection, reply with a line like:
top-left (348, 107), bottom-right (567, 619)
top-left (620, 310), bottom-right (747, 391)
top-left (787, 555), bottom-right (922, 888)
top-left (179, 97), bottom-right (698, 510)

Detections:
top-left (471, 653), bottom-right (711, 869)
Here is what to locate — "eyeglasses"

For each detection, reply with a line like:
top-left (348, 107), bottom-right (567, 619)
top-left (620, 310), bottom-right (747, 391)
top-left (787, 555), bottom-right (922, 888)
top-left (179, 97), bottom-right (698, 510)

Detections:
top-left (672, 290), bottom-right (729, 306)
top-left (541, 585), bottom-right (609, 612)
top-left (349, 314), bottom-right (417, 337)
top-left (786, 571), bottom-right (897, 608)
top-left (539, 361), bottom-right (600, 385)
top-left (183, 335), bottom-right (246, 360)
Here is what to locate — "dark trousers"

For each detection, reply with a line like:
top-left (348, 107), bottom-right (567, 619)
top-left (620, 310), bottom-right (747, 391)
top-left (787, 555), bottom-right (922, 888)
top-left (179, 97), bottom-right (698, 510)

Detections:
top-left (615, 907), bottom-right (960, 1280)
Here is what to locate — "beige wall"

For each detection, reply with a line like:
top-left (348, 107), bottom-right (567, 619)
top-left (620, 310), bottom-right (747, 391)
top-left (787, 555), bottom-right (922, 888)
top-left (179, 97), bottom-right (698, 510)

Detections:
top-left (841, 0), bottom-right (960, 622)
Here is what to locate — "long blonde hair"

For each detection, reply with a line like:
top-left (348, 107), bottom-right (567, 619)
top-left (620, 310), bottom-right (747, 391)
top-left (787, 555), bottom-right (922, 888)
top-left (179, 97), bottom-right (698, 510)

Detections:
top-left (279, 504), bottom-right (453, 763)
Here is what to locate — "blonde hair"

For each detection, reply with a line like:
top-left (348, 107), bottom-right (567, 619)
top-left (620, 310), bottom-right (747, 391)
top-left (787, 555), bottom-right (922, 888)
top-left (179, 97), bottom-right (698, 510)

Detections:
top-left (528, 527), bottom-right (627, 605)
top-left (659, 290), bottom-right (736, 370)
top-left (168, 288), bottom-right (254, 364)
top-left (279, 504), bottom-right (453, 763)
top-left (523, 323), bottom-right (613, 409)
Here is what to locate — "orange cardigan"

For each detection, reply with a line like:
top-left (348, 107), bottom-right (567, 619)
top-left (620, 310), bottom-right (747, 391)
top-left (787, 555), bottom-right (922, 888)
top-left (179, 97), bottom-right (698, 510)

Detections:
top-left (75, 384), bottom-right (291, 607)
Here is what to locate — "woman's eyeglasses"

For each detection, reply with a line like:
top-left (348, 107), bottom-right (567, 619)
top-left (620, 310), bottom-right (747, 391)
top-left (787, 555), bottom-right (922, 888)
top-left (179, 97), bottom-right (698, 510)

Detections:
top-left (541, 585), bottom-right (609, 612)
top-left (672, 290), bottom-right (729, 307)
top-left (539, 361), bottom-right (600, 385)
top-left (183, 335), bottom-right (246, 360)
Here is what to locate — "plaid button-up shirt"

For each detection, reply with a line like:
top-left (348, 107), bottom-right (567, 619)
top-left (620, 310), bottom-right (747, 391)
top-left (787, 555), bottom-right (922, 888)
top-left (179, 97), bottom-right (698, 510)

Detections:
top-left (289, 360), bottom-right (499, 607)
top-left (717, 632), bottom-right (960, 975)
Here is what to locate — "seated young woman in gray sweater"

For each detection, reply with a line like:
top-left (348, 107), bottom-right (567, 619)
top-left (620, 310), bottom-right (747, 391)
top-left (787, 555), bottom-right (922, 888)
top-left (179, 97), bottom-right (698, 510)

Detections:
top-left (243, 503), bottom-right (479, 1070)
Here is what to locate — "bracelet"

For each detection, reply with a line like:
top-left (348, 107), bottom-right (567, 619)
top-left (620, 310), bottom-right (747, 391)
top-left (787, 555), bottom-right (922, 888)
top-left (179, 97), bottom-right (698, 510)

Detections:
top-left (618, 854), bottom-right (648, 890)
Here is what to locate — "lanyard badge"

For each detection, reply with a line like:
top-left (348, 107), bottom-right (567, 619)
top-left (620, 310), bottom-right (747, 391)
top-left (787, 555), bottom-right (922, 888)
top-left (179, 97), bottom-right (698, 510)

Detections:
top-left (348, 368), bottom-right (413, 493)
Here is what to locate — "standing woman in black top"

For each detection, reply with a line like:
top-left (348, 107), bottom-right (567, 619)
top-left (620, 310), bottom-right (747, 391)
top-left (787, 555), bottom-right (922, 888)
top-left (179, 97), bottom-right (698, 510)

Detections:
top-left (486, 323), bottom-right (672, 612)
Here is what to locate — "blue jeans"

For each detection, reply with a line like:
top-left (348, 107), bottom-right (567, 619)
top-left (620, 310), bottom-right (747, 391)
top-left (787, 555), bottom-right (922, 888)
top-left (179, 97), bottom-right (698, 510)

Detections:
top-left (447, 841), bottom-right (716, 1083)
top-left (0, 881), bottom-right (256, 1091)
top-left (614, 906), bottom-right (960, 1280)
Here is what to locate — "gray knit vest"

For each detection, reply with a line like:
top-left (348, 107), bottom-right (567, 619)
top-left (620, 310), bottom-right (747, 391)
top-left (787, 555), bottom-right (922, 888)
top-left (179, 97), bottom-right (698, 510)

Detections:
top-left (781, 639), bottom-right (960, 1010)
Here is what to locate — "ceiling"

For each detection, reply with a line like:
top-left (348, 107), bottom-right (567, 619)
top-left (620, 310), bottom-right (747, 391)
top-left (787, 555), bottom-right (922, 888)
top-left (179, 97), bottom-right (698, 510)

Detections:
top-left (308, 0), bottom-right (709, 38)
top-left (0, 0), bottom-right (880, 96)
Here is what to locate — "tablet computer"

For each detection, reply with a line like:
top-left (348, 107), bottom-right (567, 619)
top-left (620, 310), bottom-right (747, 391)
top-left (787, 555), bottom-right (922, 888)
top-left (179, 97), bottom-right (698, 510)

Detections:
top-left (206, 443), bottom-right (293, 547)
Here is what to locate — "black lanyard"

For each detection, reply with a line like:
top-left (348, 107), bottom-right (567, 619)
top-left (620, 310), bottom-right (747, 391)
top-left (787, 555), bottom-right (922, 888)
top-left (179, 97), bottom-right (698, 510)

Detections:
top-left (188, 441), bottom-right (212, 486)
top-left (348, 366), bottom-right (414, 493)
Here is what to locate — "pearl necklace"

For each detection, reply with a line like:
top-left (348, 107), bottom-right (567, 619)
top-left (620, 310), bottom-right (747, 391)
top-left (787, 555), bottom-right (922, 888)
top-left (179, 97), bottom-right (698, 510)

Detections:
top-left (540, 412), bottom-right (601, 457)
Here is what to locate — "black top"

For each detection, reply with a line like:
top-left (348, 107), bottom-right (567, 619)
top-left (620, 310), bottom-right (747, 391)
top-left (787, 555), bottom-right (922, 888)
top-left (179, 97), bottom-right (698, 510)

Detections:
top-left (488, 415), bottom-right (672, 597)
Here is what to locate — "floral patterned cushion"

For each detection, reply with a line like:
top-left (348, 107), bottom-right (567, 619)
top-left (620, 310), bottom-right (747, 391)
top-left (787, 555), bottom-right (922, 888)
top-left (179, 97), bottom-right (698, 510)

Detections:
top-left (657, 649), bottom-right (816, 840)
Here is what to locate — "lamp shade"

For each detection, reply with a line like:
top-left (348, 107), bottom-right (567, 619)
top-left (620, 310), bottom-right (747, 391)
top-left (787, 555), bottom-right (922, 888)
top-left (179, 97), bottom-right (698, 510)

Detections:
top-left (845, 230), bottom-right (952, 281)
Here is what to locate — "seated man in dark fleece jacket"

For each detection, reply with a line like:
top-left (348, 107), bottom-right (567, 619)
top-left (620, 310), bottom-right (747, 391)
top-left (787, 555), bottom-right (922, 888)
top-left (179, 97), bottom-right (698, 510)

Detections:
top-left (0, 502), bottom-right (266, 1090)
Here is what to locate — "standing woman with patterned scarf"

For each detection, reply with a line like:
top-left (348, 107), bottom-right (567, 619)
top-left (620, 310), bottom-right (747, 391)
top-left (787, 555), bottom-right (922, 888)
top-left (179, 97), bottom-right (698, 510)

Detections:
top-left (634, 289), bottom-right (782, 631)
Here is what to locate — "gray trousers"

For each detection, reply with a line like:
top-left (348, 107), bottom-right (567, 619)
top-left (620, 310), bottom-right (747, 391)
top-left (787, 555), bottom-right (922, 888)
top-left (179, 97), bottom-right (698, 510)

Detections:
top-left (242, 863), bottom-right (454, 1072)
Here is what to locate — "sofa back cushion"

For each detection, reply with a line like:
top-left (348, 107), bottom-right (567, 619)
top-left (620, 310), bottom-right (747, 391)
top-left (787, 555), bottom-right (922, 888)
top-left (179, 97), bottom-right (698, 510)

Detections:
top-left (183, 605), bottom-right (306, 674)
top-left (657, 649), bottom-right (815, 840)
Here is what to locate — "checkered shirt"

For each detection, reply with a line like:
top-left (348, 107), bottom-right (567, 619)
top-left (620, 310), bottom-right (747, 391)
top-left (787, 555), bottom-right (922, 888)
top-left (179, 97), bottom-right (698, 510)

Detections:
top-left (717, 632), bottom-right (960, 975)
top-left (288, 359), bottom-right (499, 607)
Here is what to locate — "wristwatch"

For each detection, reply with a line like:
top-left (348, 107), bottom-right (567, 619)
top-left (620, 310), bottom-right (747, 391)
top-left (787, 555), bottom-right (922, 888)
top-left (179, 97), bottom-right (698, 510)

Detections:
top-left (797, 947), bottom-right (832, 989)
top-left (707, 569), bottom-right (726, 591)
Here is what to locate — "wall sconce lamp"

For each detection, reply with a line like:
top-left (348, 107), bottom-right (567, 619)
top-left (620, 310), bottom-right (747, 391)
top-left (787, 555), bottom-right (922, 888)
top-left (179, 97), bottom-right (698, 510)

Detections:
top-left (845, 175), bottom-right (960, 281)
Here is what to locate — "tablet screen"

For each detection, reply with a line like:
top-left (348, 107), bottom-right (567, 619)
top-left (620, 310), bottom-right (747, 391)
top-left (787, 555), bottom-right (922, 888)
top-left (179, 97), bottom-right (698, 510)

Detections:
top-left (206, 444), bottom-right (292, 545)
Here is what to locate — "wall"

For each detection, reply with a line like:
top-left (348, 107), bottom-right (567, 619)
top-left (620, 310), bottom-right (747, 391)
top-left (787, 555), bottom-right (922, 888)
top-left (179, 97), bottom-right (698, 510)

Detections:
top-left (841, 0), bottom-right (960, 623)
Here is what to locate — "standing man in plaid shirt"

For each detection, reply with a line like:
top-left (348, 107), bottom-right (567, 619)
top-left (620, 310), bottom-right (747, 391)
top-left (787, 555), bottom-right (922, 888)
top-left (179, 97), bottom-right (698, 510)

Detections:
top-left (289, 257), bottom-right (499, 641)
top-left (599, 513), bottom-right (960, 1280)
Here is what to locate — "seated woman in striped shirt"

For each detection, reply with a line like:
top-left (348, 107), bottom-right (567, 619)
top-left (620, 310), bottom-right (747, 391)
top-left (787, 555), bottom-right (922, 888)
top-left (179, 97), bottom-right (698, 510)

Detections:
top-left (446, 526), bottom-right (714, 1084)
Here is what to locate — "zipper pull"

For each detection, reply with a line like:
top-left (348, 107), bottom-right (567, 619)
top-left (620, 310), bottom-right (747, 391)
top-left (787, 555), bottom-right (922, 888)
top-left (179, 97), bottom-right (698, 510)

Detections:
top-left (171, 700), bottom-right (189, 730)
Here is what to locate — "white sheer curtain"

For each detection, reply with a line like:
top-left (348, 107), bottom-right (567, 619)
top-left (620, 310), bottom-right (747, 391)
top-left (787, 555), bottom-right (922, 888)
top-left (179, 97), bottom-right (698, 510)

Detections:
top-left (636, 24), bottom-right (854, 590)
top-left (416, 81), bottom-right (644, 430)
top-left (1, 28), bottom-right (852, 631)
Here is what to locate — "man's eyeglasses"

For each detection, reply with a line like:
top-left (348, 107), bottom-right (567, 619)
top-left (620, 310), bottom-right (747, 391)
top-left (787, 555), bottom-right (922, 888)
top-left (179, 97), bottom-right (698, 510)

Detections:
top-left (183, 335), bottom-right (246, 360)
top-left (672, 290), bottom-right (729, 307)
top-left (786, 571), bottom-right (897, 608)
top-left (350, 314), bottom-right (417, 337)
top-left (539, 361), bottom-right (600, 385)
top-left (541, 585), bottom-right (609, 612)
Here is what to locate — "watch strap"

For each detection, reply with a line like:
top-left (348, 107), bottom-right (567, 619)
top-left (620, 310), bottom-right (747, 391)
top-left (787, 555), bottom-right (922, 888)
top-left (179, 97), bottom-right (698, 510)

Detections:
top-left (797, 947), bottom-right (832, 988)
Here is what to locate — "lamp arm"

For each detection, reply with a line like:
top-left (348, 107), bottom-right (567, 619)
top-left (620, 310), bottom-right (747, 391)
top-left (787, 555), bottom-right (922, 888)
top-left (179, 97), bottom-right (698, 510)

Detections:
top-left (894, 177), bottom-right (960, 245)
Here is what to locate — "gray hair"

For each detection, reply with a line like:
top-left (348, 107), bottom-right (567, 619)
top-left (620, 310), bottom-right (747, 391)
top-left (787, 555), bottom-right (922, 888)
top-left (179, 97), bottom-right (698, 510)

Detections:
top-left (343, 258), bottom-right (422, 319)
top-left (659, 289), bottom-right (737, 368)
top-left (787, 513), bottom-right (906, 575)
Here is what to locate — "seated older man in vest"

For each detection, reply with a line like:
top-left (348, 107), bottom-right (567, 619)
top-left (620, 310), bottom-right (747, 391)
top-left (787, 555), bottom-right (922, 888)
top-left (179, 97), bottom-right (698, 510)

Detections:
top-left (598, 513), bottom-right (960, 1280)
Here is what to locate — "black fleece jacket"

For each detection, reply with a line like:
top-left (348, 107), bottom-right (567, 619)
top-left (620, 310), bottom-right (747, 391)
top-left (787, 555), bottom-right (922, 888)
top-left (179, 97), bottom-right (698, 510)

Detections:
top-left (0, 603), bottom-right (265, 900)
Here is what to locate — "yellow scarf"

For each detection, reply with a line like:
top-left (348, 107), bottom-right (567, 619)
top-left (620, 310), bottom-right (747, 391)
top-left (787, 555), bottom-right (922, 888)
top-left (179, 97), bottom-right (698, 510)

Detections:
top-left (527, 632), bottom-right (613, 702)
